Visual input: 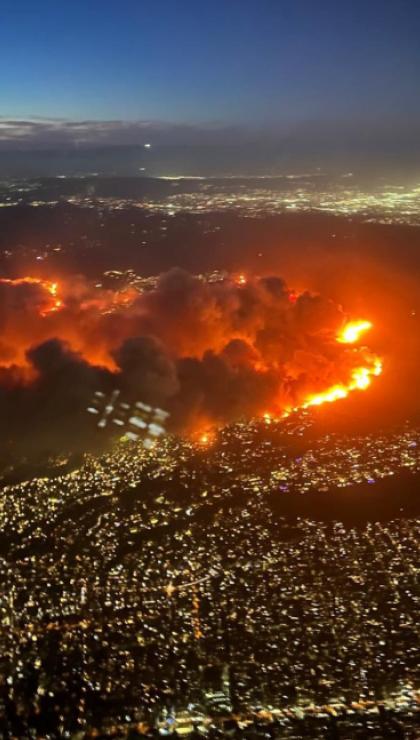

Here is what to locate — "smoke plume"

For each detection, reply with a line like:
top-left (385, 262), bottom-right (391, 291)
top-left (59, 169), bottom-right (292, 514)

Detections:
top-left (0, 269), bottom-right (380, 459)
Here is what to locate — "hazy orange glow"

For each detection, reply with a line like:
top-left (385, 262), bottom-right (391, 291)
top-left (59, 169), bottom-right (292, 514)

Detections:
top-left (195, 427), bottom-right (218, 446)
top-left (0, 276), bottom-right (63, 317)
top-left (337, 320), bottom-right (373, 344)
top-left (0, 275), bottom-right (123, 370)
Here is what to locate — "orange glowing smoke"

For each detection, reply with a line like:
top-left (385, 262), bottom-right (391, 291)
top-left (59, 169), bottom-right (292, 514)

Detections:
top-left (0, 271), bottom-right (384, 439)
top-left (0, 275), bottom-right (141, 370)
top-left (0, 276), bottom-right (63, 316)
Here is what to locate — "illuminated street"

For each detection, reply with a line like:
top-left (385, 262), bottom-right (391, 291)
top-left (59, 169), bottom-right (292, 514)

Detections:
top-left (0, 416), bottom-right (418, 735)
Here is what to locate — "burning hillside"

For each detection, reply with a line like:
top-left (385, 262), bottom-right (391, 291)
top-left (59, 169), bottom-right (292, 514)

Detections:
top-left (0, 269), bottom-right (382, 456)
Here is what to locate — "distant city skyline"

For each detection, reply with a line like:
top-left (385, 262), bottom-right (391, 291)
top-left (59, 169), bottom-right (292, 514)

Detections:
top-left (1, 0), bottom-right (420, 151)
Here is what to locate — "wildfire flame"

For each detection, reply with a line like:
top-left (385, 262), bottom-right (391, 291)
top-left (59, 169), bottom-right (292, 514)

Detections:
top-left (337, 320), bottom-right (373, 344)
top-left (0, 273), bottom-right (384, 445)
top-left (0, 276), bottom-right (63, 316)
top-left (43, 281), bottom-right (63, 314)
top-left (301, 321), bottom-right (382, 410)
top-left (259, 321), bottom-right (383, 426)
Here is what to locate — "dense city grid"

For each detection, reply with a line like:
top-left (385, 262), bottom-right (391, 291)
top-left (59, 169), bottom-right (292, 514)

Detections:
top-left (0, 415), bottom-right (418, 736)
top-left (2, 175), bottom-right (420, 226)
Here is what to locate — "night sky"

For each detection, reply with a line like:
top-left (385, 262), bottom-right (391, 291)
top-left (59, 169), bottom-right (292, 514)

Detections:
top-left (1, 0), bottom-right (420, 147)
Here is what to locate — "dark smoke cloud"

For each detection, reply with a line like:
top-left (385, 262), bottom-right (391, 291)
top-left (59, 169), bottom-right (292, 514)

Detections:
top-left (0, 268), bottom-right (372, 461)
top-left (0, 340), bottom-right (109, 460)
top-left (0, 280), bottom-right (50, 329)
top-left (113, 336), bottom-right (179, 404)
top-left (173, 352), bottom-right (280, 429)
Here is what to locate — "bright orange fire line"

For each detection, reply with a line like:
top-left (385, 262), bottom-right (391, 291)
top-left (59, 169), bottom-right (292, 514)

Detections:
top-left (0, 276), bottom-right (63, 316)
top-left (302, 358), bottom-right (382, 410)
top-left (3, 277), bottom-right (384, 430)
top-left (337, 319), bottom-right (373, 344)
top-left (198, 319), bottom-right (383, 444)
top-left (264, 320), bottom-right (383, 421)
top-left (299, 320), bottom-right (382, 411)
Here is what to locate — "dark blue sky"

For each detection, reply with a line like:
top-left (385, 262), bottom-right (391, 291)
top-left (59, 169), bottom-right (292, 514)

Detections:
top-left (1, 0), bottom-right (420, 146)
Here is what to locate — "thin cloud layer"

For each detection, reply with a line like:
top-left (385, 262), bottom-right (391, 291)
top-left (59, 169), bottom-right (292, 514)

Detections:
top-left (0, 118), bottom-right (250, 149)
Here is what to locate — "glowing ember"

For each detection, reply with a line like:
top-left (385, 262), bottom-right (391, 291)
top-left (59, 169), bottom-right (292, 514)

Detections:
top-left (43, 281), bottom-right (63, 314)
top-left (337, 320), bottom-right (373, 344)
top-left (373, 358), bottom-right (383, 376)
top-left (198, 430), bottom-right (217, 446)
